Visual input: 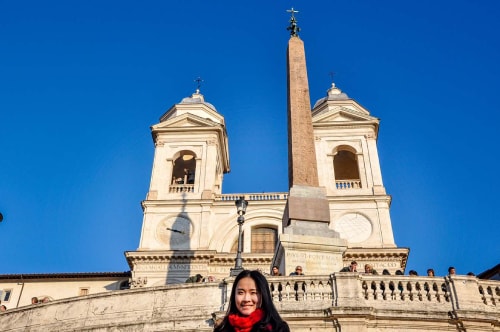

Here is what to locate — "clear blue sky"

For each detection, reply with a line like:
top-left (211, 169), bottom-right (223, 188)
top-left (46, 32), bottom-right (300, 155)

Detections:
top-left (1, 1), bottom-right (498, 277)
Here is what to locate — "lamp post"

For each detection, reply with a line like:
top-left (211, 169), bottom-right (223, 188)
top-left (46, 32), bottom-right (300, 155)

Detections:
top-left (230, 196), bottom-right (248, 277)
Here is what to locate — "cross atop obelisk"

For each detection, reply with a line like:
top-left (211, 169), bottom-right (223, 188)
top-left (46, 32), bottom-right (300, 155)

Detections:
top-left (286, 8), bottom-right (300, 37)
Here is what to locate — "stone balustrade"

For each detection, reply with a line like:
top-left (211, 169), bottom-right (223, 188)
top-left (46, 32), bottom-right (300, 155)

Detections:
top-left (335, 179), bottom-right (362, 189)
top-left (1, 274), bottom-right (498, 331)
top-left (264, 274), bottom-right (499, 309)
top-left (479, 280), bottom-right (500, 306)
top-left (168, 184), bottom-right (194, 193)
top-left (215, 192), bottom-right (288, 201)
top-left (360, 275), bottom-right (451, 303)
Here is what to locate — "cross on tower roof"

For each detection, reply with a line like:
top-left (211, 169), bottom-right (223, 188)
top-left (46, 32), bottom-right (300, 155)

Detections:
top-left (194, 77), bottom-right (204, 93)
top-left (329, 71), bottom-right (336, 81)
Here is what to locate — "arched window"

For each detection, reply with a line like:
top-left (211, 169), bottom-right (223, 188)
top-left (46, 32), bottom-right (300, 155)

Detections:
top-left (171, 151), bottom-right (196, 185)
top-left (251, 227), bottom-right (277, 253)
top-left (334, 149), bottom-right (361, 189)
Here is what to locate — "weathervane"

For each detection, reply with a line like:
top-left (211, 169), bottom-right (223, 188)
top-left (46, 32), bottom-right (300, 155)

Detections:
top-left (286, 7), bottom-right (300, 37)
top-left (194, 77), bottom-right (204, 93)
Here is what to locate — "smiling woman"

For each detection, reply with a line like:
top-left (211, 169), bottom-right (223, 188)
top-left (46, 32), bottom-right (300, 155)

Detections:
top-left (214, 270), bottom-right (289, 332)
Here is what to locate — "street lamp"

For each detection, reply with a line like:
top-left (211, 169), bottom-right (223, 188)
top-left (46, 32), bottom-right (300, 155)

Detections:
top-left (230, 196), bottom-right (248, 277)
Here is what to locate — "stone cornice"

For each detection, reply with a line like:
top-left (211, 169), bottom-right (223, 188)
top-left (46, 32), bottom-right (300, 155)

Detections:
top-left (344, 247), bottom-right (409, 268)
top-left (125, 251), bottom-right (273, 268)
top-left (327, 195), bottom-right (392, 204)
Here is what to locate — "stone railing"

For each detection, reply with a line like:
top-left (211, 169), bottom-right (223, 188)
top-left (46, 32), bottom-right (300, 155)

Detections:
top-left (359, 275), bottom-right (452, 304)
top-left (169, 184), bottom-right (194, 193)
top-left (268, 275), bottom-right (333, 307)
top-left (478, 280), bottom-right (500, 306)
top-left (335, 179), bottom-right (361, 189)
top-left (2, 274), bottom-right (498, 332)
top-left (216, 274), bottom-right (500, 331)
top-left (215, 192), bottom-right (288, 201)
top-left (232, 274), bottom-right (499, 312)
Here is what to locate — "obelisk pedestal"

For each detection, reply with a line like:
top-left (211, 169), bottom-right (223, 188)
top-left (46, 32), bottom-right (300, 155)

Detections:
top-left (274, 185), bottom-right (347, 276)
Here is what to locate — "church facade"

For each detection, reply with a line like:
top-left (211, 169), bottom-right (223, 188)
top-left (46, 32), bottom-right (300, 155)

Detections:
top-left (0, 12), bottom-right (498, 332)
top-left (123, 75), bottom-right (408, 286)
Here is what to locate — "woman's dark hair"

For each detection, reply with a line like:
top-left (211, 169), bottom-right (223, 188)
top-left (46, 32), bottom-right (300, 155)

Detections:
top-left (214, 270), bottom-right (289, 332)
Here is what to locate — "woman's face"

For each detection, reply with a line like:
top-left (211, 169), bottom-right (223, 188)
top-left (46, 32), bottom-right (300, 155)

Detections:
top-left (235, 276), bottom-right (261, 316)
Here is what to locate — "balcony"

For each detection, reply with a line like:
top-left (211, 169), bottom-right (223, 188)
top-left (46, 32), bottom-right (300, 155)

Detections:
top-left (169, 184), bottom-right (194, 193)
top-left (336, 179), bottom-right (361, 190)
top-left (215, 192), bottom-right (288, 201)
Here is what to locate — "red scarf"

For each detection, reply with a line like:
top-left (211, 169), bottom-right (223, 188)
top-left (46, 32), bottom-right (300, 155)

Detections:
top-left (228, 308), bottom-right (270, 332)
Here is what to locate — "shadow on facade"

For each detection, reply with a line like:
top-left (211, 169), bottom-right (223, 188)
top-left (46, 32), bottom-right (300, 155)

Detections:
top-left (165, 192), bottom-right (196, 284)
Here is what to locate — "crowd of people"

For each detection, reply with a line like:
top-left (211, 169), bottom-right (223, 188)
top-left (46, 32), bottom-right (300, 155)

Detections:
top-left (185, 274), bottom-right (217, 283)
top-left (31, 296), bottom-right (51, 304)
top-left (264, 262), bottom-right (472, 278)
top-left (189, 263), bottom-right (470, 287)
top-left (337, 261), bottom-right (474, 277)
top-left (0, 296), bottom-right (53, 313)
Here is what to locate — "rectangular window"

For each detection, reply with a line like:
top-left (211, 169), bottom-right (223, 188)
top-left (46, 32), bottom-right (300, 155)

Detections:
top-left (79, 288), bottom-right (89, 296)
top-left (2, 289), bottom-right (12, 302)
top-left (251, 227), bottom-right (277, 253)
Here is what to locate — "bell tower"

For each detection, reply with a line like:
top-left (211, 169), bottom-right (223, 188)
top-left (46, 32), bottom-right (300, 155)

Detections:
top-left (145, 89), bottom-right (229, 202)
top-left (312, 82), bottom-right (408, 270)
top-left (126, 89), bottom-right (231, 286)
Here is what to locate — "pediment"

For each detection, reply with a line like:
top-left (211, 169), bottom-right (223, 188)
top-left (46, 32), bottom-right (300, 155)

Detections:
top-left (313, 106), bottom-right (377, 124)
top-left (152, 113), bottom-right (221, 130)
top-left (160, 102), bottom-right (223, 125)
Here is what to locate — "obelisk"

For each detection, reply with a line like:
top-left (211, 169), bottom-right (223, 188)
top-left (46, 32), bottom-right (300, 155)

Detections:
top-left (273, 9), bottom-right (346, 276)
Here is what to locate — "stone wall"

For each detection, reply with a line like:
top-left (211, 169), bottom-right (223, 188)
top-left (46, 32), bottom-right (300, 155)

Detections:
top-left (1, 275), bottom-right (498, 332)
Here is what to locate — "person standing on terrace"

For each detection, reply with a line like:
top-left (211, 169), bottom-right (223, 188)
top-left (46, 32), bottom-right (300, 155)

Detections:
top-left (271, 266), bottom-right (282, 276)
top-left (364, 264), bottom-right (378, 275)
top-left (289, 266), bottom-right (304, 276)
top-left (214, 270), bottom-right (289, 332)
top-left (340, 261), bottom-right (358, 272)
